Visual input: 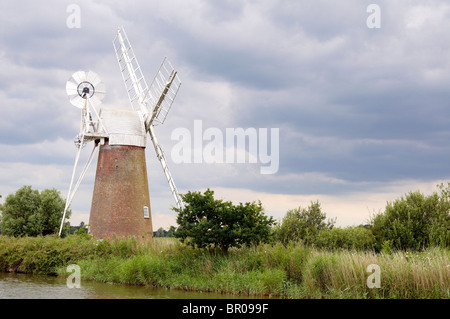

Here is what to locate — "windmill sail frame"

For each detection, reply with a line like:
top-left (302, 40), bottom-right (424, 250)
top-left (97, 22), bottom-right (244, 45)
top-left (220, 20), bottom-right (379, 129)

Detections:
top-left (114, 26), bottom-right (183, 210)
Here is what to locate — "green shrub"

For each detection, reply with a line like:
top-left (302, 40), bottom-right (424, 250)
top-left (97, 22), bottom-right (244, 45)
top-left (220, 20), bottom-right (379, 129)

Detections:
top-left (314, 226), bottom-right (375, 251)
top-left (429, 183), bottom-right (450, 248)
top-left (273, 201), bottom-right (335, 245)
top-left (0, 235), bottom-right (111, 274)
top-left (173, 189), bottom-right (275, 252)
top-left (371, 185), bottom-right (450, 251)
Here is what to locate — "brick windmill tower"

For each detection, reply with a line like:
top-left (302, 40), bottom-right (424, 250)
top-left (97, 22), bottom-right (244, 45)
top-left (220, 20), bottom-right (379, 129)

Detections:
top-left (59, 27), bottom-right (183, 241)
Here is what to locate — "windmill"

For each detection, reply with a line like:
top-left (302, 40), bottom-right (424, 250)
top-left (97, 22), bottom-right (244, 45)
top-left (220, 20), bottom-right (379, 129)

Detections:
top-left (59, 26), bottom-right (183, 240)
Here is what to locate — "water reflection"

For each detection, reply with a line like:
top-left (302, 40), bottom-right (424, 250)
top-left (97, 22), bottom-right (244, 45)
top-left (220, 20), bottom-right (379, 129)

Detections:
top-left (0, 272), bottom-right (263, 299)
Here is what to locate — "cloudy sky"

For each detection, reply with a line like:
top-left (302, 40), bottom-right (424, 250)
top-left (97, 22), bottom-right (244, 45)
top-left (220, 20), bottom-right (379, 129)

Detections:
top-left (1, 0), bottom-right (450, 230)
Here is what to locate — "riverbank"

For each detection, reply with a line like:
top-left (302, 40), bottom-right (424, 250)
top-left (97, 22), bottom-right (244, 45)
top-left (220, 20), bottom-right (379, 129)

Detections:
top-left (0, 235), bottom-right (449, 298)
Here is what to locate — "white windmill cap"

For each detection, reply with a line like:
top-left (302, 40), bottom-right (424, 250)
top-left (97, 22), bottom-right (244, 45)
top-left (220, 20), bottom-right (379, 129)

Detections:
top-left (98, 107), bottom-right (147, 147)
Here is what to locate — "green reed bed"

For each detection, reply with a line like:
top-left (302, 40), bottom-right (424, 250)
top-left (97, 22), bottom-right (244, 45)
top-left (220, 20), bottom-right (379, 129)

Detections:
top-left (0, 235), bottom-right (448, 298)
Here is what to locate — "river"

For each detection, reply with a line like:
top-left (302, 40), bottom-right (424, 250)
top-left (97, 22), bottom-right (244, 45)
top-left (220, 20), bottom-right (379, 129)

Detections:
top-left (0, 272), bottom-right (262, 299)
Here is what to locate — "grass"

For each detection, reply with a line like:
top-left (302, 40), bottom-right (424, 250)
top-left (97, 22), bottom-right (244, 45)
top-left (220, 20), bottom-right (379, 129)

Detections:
top-left (0, 235), bottom-right (449, 298)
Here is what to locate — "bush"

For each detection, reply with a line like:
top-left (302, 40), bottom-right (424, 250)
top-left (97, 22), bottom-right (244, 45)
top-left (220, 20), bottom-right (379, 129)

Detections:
top-left (371, 185), bottom-right (450, 251)
top-left (0, 235), bottom-right (109, 274)
top-left (273, 201), bottom-right (335, 245)
top-left (429, 183), bottom-right (450, 248)
top-left (314, 226), bottom-right (375, 251)
top-left (173, 189), bottom-right (275, 252)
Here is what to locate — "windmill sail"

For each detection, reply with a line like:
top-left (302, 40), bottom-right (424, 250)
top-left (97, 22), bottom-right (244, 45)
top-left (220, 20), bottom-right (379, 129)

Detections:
top-left (113, 26), bottom-right (183, 210)
top-left (113, 28), bottom-right (181, 127)
top-left (148, 125), bottom-right (183, 210)
top-left (146, 57), bottom-right (181, 126)
top-left (113, 27), bottom-right (150, 115)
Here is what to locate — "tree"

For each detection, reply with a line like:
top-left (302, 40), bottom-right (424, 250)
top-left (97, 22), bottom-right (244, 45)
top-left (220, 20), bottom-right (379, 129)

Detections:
top-left (0, 186), bottom-right (71, 237)
top-left (172, 189), bottom-right (275, 252)
top-left (430, 183), bottom-right (450, 248)
top-left (155, 227), bottom-right (166, 237)
top-left (69, 221), bottom-right (86, 235)
top-left (39, 188), bottom-right (69, 236)
top-left (371, 187), bottom-right (450, 251)
top-left (273, 201), bottom-right (335, 245)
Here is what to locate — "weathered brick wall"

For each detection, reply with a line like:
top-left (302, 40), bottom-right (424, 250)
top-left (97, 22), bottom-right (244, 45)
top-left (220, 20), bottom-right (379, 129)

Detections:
top-left (89, 142), bottom-right (153, 241)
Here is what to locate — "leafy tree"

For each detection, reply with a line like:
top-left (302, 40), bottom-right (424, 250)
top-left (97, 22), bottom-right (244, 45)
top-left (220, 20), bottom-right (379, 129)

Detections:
top-left (430, 183), bottom-right (450, 248)
top-left (372, 191), bottom-right (430, 250)
top-left (172, 189), bottom-right (275, 252)
top-left (153, 227), bottom-right (176, 237)
top-left (0, 186), bottom-right (71, 237)
top-left (371, 186), bottom-right (450, 251)
top-left (72, 222), bottom-right (92, 239)
top-left (273, 201), bottom-right (335, 245)
top-left (39, 188), bottom-right (69, 236)
top-left (155, 227), bottom-right (166, 237)
top-left (167, 226), bottom-right (175, 237)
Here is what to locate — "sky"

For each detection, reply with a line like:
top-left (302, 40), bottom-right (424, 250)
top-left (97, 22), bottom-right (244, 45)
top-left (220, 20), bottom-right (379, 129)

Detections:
top-left (1, 0), bottom-right (450, 230)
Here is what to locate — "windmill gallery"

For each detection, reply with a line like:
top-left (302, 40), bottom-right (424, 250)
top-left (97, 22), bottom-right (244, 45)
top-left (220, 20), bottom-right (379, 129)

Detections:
top-left (59, 27), bottom-right (182, 241)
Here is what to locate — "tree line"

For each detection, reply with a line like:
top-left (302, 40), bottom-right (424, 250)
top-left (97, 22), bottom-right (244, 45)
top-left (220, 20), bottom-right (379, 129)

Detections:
top-left (1, 184), bottom-right (449, 252)
top-left (173, 185), bottom-right (450, 252)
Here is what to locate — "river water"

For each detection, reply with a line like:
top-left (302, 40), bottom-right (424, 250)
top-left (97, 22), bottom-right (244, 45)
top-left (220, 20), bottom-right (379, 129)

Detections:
top-left (0, 272), bottom-right (258, 299)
